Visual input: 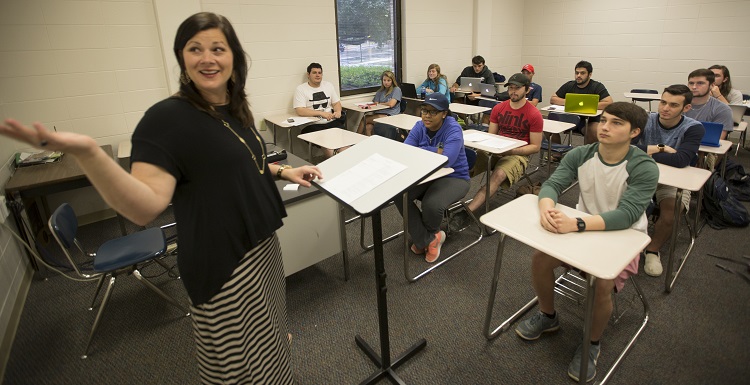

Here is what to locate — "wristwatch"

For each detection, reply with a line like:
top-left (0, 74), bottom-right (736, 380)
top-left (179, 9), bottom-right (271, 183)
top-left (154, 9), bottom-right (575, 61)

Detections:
top-left (576, 217), bottom-right (586, 232)
top-left (657, 144), bottom-right (665, 153)
top-left (276, 164), bottom-right (292, 178)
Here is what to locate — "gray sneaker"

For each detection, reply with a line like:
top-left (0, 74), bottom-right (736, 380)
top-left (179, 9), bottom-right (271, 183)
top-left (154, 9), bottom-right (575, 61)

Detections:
top-left (449, 211), bottom-right (471, 232)
top-left (515, 311), bottom-right (560, 340)
top-left (567, 343), bottom-right (600, 383)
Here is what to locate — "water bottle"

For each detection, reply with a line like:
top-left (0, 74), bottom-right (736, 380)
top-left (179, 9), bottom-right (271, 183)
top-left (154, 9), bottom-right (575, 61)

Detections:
top-left (420, 86), bottom-right (426, 100)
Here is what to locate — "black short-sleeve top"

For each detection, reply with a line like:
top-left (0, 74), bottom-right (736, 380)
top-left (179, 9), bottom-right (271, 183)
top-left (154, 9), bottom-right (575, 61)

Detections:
top-left (130, 97), bottom-right (286, 305)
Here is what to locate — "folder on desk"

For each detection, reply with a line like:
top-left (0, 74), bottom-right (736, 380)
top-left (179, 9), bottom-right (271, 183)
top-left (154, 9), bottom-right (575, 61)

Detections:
top-left (700, 121), bottom-right (723, 147)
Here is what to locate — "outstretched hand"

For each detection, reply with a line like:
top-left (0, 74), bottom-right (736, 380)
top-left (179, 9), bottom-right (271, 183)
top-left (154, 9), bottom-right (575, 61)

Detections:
top-left (0, 119), bottom-right (97, 155)
top-left (281, 165), bottom-right (323, 187)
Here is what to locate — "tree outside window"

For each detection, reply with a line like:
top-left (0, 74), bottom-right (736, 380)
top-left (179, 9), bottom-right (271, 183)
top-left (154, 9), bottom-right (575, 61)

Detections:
top-left (336, 0), bottom-right (401, 95)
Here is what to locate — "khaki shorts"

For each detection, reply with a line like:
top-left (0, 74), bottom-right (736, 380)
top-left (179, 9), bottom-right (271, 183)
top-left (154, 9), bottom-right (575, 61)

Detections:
top-left (473, 153), bottom-right (529, 189)
top-left (655, 184), bottom-right (691, 211)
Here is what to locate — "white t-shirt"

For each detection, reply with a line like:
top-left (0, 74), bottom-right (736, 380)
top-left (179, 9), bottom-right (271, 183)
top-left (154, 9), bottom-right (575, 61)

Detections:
top-left (293, 81), bottom-right (340, 113)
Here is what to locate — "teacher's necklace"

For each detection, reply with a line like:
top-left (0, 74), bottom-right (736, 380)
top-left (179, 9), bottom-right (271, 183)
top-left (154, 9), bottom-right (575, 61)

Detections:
top-left (221, 119), bottom-right (266, 174)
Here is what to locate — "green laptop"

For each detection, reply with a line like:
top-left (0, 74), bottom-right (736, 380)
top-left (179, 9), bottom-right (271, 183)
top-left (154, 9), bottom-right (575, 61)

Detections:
top-left (564, 93), bottom-right (599, 115)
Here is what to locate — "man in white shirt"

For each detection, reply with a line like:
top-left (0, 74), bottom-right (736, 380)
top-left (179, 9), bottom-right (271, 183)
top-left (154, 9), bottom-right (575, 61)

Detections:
top-left (293, 62), bottom-right (345, 134)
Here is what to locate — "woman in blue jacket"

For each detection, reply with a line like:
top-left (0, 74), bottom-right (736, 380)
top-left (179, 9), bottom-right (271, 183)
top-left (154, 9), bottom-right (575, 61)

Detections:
top-left (397, 93), bottom-right (469, 263)
top-left (418, 64), bottom-right (451, 101)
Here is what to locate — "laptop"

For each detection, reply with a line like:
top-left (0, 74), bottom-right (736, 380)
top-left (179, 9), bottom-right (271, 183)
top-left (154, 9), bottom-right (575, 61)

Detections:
top-left (400, 82), bottom-right (418, 99)
top-left (479, 84), bottom-right (496, 98)
top-left (564, 93), bottom-right (599, 115)
top-left (729, 104), bottom-right (745, 126)
top-left (700, 121), bottom-right (723, 147)
top-left (459, 77), bottom-right (482, 92)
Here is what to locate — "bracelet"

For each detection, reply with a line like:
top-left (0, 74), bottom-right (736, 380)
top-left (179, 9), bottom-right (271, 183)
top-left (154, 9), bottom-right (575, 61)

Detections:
top-left (276, 164), bottom-right (291, 178)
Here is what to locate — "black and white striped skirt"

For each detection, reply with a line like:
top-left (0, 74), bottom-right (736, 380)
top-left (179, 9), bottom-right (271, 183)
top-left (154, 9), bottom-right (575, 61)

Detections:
top-left (190, 234), bottom-right (293, 384)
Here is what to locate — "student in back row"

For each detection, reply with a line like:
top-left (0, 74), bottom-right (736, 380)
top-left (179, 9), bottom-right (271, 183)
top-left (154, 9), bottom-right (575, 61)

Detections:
top-left (418, 63), bottom-right (451, 101)
top-left (551, 60), bottom-right (613, 144)
top-left (358, 70), bottom-right (402, 136)
top-left (293, 62), bottom-right (346, 134)
top-left (709, 64), bottom-right (743, 105)
top-left (449, 55), bottom-right (495, 94)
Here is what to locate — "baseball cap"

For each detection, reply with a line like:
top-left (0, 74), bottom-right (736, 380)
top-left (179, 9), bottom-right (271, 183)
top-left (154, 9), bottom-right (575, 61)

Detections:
top-left (504, 73), bottom-right (530, 88)
top-left (421, 92), bottom-right (449, 111)
top-left (522, 64), bottom-right (535, 74)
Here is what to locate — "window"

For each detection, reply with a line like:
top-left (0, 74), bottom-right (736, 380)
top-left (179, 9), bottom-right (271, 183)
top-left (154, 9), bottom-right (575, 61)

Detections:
top-left (335, 0), bottom-right (401, 96)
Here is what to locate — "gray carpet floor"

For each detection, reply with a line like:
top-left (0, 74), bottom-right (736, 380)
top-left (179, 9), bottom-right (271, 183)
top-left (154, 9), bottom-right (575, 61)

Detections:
top-left (4, 141), bottom-right (750, 385)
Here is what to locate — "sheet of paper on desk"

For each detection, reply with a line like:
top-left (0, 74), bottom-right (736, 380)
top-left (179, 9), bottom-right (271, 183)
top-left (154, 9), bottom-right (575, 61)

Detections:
top-left (464, 133), bottom-right (489, 142)
top-left (287, 117), bottom-right (319, 126)
top-left (482, 137), bottom-right (522, 151)
top-left (318, 153), bottom-right (407, 203)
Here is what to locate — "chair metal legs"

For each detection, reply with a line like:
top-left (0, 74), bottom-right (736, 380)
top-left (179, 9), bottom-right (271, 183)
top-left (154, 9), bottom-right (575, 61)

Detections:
top-left (403, 199), bottom-right (483, 282)
top-left (88, 275), bottom-right (106, 311)
top-left (81, 269), bottom-right (190, 359)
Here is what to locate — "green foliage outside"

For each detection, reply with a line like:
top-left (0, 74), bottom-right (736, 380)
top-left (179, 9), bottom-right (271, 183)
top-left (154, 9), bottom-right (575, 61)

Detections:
top-left (336, 0), bottom-right (393, 47)
top-left (340, 65), bottom-right (393, 91)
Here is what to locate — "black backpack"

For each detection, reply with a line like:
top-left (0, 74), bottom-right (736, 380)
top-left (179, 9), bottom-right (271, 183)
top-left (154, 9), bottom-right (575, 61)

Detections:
top-left (702, 171), bottom-right (750, 229)
top-left (723, 158), bottom-right (750, 201)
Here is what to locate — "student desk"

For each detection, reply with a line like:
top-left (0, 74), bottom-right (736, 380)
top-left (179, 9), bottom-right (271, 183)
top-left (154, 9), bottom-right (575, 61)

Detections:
top-left (480, 194), bottom-right (651, 385)
top-left (264, 113), bottom-right (322, 154)
top-left (373, 114), bottom-right (421, 132)
top-left (342, 102), bottom-right (389, 134)
top-left (297, 127), bottom-right (366, 162)
top-left (623, 92), bottom-right (660, 101)
top-left (656, 163), bottom-right (712, 293)
top-left (5, 145), bottom-right (114, 269)
top-left (542, 119), bottom-right (577, 175)
top-left (462, 129), bottom-right (527, 231)
top-left (698, 139), bottom-right (732, 178)
top-left (449, 102), bottom-right (491, 121)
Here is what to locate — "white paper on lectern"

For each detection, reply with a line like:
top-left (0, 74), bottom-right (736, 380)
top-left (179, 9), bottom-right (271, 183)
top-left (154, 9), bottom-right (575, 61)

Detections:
top-left (318, 153), bottom-right (407, 203)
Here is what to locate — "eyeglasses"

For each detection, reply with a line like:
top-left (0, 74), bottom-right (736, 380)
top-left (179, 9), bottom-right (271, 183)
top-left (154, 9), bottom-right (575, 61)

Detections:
top-left (420, 108), bottom-right (442, 117)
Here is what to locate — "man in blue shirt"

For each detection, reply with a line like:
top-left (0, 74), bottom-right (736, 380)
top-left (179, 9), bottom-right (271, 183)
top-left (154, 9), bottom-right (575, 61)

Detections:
top-left (522, 64), bottom-right (542, 106)
top-left (635, 85), bottom-right (704, 276)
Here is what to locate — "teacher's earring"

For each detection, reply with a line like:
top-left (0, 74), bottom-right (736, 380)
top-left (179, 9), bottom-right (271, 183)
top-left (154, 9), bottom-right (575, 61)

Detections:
top-left (180, 72), bottom-right (191, 85)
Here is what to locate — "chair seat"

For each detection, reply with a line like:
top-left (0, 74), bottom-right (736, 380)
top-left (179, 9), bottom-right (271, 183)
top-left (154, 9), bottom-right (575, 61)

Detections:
top-left (94, 227), bottom-right (166, 272)
top-left (540, 140), bottom-right (573, 153)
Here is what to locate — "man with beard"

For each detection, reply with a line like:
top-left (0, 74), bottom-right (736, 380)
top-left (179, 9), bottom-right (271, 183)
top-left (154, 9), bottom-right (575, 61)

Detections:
top-left (685, 68), bottom-right (733, 140)
top-left (449, 73), bottom-right (543, 231)
top-left (634, 85), bottom-right (704, 277)
top-left (551, 60), bottom-right (613, 144)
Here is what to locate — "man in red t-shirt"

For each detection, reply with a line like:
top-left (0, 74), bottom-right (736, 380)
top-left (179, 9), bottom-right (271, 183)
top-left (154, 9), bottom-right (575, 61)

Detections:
top-left (450, 73), bottom-right (543, 231)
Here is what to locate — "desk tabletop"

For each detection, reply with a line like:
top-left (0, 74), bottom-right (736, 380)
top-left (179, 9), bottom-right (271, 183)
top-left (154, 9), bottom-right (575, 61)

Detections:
top-left (373, 114), bottom-right (421, 131)
top-left (624, 92), bottom-right (660, 100)
top-left (273, 147), bottom-right (323, 205)
top-left (297, 127), bottom-right (366, 149)
top-left (449, 103), bottom-right (491, 115)
top-left (343, 102), bottom-right (389, 113)
top-left (657, 164), bottom-right (711, 192)
top-left (699, 139), bottom-right (732, 155)
top-left (543, 119), bottom-right (576, 134)
top-left (480, 194), bottom-right (651, 280)
top-left (5, 145), bottom-right (113, 194)
top-left (541, 105), bottom-right (603, 117)
top-left (463, 129), bottom-right (527, 155)
top-left (264, 112), bottom-right (321, 128)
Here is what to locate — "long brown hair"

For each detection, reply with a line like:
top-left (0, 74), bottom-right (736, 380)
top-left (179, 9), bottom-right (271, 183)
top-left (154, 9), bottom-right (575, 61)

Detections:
top-left (378, 70), bottom-right (399, 96)
top-left (173, 12), bottom-right (254, 128)
top-left (708, 64), bottom-right (734, 99)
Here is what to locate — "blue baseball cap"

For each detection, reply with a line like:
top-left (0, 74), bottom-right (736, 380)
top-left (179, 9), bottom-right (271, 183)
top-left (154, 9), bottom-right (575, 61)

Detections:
top-left (421, 92), bottom-right (449, 111)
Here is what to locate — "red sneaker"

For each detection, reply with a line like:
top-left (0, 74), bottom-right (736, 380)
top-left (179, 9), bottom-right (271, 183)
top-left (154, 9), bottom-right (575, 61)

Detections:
top-left (425, 231), bottom-right (446, 263)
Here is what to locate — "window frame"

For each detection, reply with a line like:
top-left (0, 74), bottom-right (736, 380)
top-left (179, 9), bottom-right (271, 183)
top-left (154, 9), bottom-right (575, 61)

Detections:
top-left (334, 0), bottom-right (402, 97)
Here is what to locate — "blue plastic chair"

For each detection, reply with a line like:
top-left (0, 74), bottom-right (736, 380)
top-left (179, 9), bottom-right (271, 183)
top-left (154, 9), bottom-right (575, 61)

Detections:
top-left (48, 203), bottom-right (190, 358)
